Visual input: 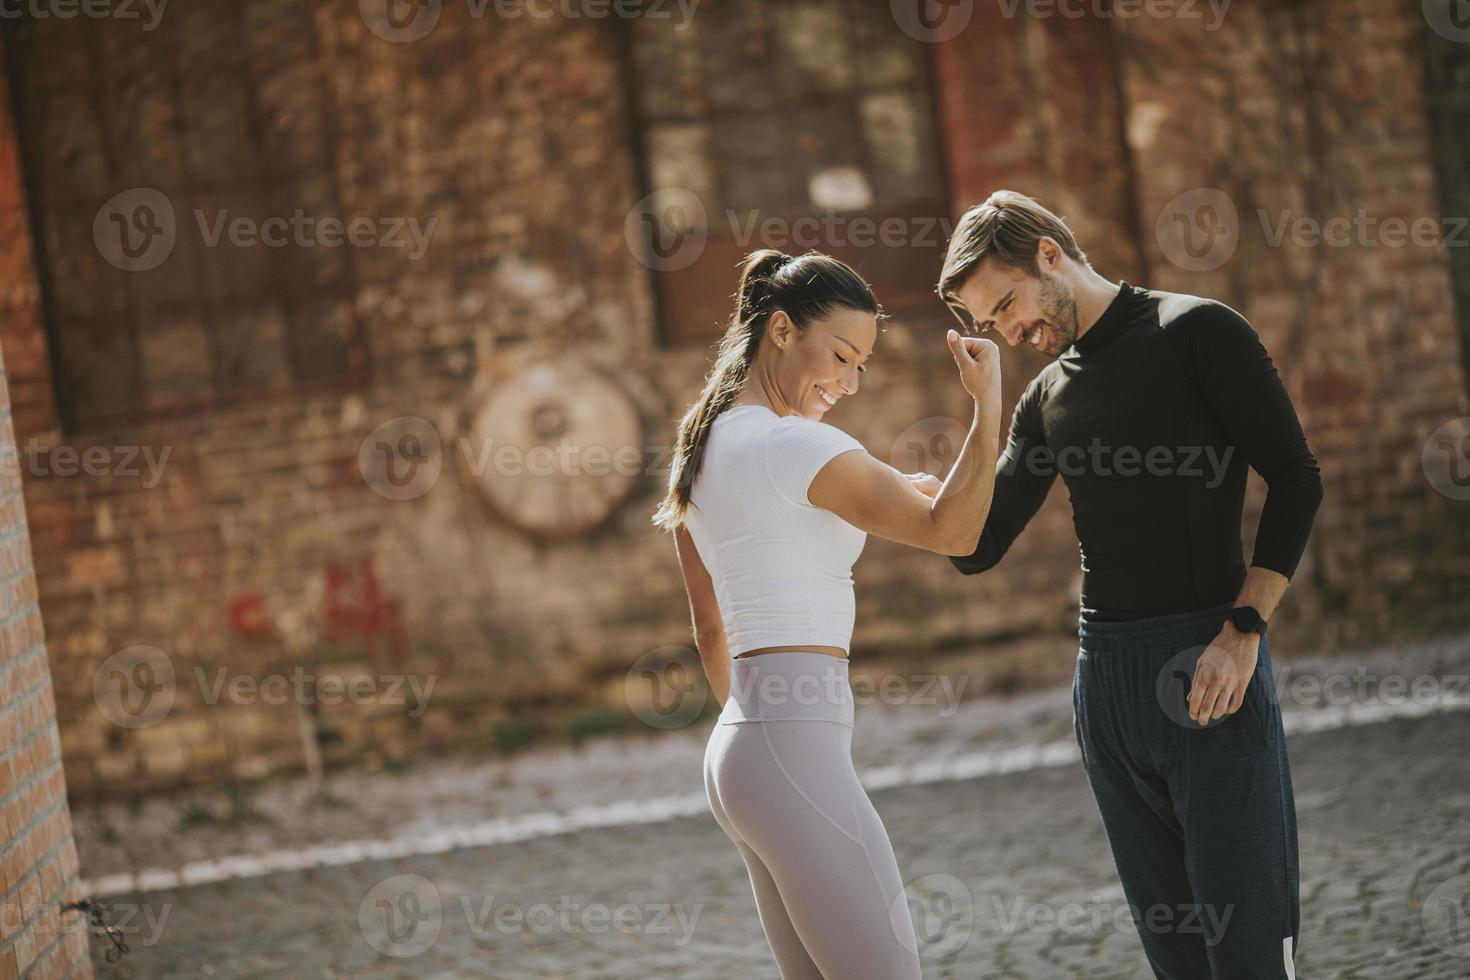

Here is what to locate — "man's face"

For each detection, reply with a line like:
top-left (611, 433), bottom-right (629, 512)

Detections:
top-left (953, 253), bottom-right (1079, 359)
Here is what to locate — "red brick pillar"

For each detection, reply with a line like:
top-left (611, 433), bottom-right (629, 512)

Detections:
top-left (0, 37), bottom-right (96, 980)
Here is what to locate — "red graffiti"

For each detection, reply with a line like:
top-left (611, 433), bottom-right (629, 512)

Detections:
top-left (229, 592), bottom-right (271, 639)
top-left (322, 556), bottom-right (407, 657)
top-left (225, 556), bottom-right (407, 656)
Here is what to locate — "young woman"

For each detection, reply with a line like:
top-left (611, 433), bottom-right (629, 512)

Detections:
top-left (651, 249), bottom-right (1002, 978)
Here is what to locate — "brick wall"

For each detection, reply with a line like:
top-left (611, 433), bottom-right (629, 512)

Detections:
top-left (1108, 0), bottom-right (1470, 639)
top-left (0, 37), bottom-right (93, 980)
top-left (0, 1), bottom-right (1465, 798)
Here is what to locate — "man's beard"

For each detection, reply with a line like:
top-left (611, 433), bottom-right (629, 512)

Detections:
top-left (1034, 273), bottom-right (1079, 358)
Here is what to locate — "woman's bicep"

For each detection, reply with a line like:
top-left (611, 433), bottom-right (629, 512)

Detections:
top-left (807, 449), bottom-right (952, 553)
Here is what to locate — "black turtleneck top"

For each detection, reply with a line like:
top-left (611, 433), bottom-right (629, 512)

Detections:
top-left (951, 282), bottom-right (1324, 621)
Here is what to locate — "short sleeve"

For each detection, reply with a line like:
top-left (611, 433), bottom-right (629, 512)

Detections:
top-left (763, 417), bottom-right (866, 507)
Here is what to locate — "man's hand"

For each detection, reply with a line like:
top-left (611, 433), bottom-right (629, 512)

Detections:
top-left (1187, 623), bottom-right (1260, 724)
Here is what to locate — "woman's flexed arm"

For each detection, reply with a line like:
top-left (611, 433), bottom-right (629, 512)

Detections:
top-left (809, 331), bottom-right (1003, 556)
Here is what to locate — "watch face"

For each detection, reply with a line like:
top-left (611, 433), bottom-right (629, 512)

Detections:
top-left (1231, 607), bottom-right (1263, 633)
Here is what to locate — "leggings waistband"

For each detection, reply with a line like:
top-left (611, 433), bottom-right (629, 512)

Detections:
top-left (721, 652), bottom-right (854, 727)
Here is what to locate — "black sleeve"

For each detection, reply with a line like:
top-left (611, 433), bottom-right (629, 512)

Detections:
top-left (1175, 304), bottom-right (1324, 579)
top-left (951, 376), bottom-right (1057, 575)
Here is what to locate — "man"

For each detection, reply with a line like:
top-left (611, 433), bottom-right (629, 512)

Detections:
top-left (939, 190), bottom-right (1322, 979)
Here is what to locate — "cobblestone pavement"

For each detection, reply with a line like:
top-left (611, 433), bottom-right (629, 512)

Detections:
top-left (74, 632), bottom-right (1470, 891)
top-left (85, 706), bottom-right (1470, 978)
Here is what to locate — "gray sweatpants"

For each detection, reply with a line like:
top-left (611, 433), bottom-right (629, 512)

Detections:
top-left (703, 652), bottom-right (923, 979)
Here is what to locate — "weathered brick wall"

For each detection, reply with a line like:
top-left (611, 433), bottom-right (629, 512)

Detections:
top-left (0, 1), bottom-right (1465, 798)
top-left (1109, 0), bottom-right (1470, 641)
top-left (3, 7), bottom-right (674, 797)
top-left (0, 38), bottom-right (93, 980)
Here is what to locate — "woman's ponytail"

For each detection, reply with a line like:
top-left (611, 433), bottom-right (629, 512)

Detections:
top-left (651, 249), bottom-right (878, 531)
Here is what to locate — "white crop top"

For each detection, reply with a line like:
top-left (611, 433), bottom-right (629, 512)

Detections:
top-left (683, 404), bottom-right (868, 657)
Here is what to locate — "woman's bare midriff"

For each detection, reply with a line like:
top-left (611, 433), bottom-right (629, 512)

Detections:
top-left (734, 644), bottom-right (848, 659)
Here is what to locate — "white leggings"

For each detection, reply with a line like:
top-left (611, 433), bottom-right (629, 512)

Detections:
top-left (702, 652), bottom-right (923, 979)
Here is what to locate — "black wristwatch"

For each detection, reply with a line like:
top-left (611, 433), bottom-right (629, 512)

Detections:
top-left (1229, 605), bottom-right (1268, 637)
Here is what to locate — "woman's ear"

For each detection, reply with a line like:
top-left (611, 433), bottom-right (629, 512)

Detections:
top-left (767, 309), bottom-right (795, 351)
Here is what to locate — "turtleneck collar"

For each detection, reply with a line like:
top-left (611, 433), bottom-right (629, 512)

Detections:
top-left (1069, 281), bottom-right (1142, 357)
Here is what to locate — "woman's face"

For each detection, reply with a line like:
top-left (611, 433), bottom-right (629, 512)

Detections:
top-left (769, 307), bottom-right (878, 420)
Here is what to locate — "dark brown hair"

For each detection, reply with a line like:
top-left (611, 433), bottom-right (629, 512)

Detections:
top-left (651, 249), bottom-right (879, 531)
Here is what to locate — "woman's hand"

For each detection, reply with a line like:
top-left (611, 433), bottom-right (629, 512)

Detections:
top-left (947, 329), bottom-right (1001, 416)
